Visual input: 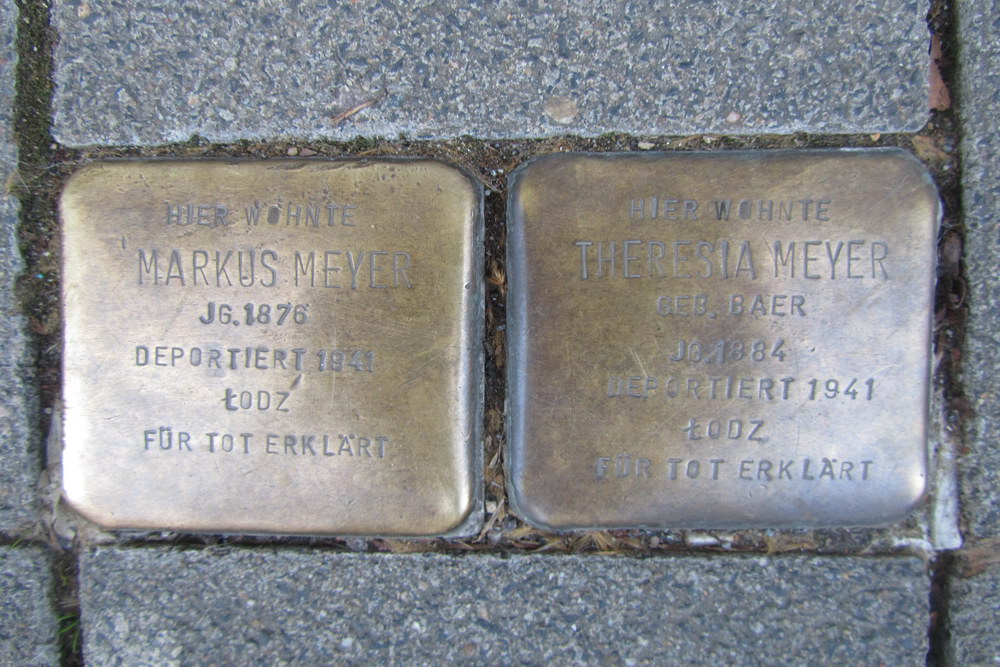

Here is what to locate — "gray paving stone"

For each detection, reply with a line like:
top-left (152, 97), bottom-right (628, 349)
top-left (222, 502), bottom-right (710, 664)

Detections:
top-left (0, 0), bottom-right (41, 532)
top-left (953, 1), bottom-right (1000, 654)
top-left (0, 546), bottom-right (60, 666)
top-left (0, 199), bottom-right (38, 533)
top-left (958, 0), bottom-right (1000, 540)
top-left (948, 567), bottom-right (1000, 665)
top-left (52, 0), bottom-right (930, 146)
top-left (81, 548), bottom-right (929, 665)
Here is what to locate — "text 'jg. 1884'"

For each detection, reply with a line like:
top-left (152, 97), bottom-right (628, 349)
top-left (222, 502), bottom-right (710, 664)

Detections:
top-left (505, 149), bottom-right (939, 529)
top-left (60, 159), bottom-right (483, 537)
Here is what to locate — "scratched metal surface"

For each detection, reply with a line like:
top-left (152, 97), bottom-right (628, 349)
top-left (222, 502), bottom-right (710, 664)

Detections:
top-left (61, 159), bottom-right (483, 536)
top-left (506, 149), bottom-right (938, 529)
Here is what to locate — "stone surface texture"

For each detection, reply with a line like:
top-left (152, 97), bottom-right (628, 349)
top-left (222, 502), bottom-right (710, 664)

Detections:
top-left (958, 0), bottom-right (1000, 540)
top-left (81, 549), bottom-right (929, 665)
top-left (950, 2), bottom-right (1000, 662)
top-left (948, 568), bottom-right (1000, 665)
top-left (0, 0), bottom-right (41, 532)
top-left (52, 0), bottom-right (930, 146)
top-left (0, 547), bottom-right (59, 666)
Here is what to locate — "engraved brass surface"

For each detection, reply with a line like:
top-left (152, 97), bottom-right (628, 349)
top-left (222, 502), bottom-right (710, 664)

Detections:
top-left (507, 149), bottom-right (938, 529)
top-left (61, 159), bottom-right (483, 536)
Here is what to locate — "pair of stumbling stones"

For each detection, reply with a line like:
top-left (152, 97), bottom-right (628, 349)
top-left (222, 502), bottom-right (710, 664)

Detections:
top-left (59, 148), bottom-right (939, 536)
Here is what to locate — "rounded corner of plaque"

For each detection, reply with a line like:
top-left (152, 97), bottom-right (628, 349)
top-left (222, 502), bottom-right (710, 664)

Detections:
top-left (61, 487), bottom-right (123, 531)
top-left (436, 503), bottom-right (483, 539)
top-left (423, 157), bottom-right (483, 196)
top-left (505, 159), bottom-right (532, 197)
top-left (881, 147), bottom-right (940, 192)
top-left (507, 153), bottom-right (567, 222)
top-left (509, 152), bottom-right (565, 185)
top-left (878, 144), bottom-right (925, 165)
top-left (505, 483), bottom-right (561, 533)
top-left (892, 482), bottom-right (929, 523)
top-left (61, 161), bottom-right (107, 202)
top-left (861, 481), bottom-right (927, 527)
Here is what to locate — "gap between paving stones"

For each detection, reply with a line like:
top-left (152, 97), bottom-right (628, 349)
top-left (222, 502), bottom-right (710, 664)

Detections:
top-left (928, 550), bottom-right (958, 666)
top-left (9, 2), bottom-right (75, 663)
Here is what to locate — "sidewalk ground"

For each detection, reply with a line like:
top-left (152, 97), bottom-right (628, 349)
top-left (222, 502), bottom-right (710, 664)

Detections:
top-left (1, 0), bottom-right (997, 664)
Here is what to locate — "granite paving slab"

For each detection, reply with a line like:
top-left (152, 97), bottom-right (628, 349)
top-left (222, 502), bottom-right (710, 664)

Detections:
top-left (53, 0), bottom-right (930, 146)
top-left (958, 0), bottom-right (1000, 540)
top-left (0, 0), bottom-right (41, 532)
top-left (947, 2), bottom-right (1000, 660)
top-left (0, 546), bottom-right (60, 666)
top-left (947, 565), bottom-right (1000, 665)
top-left (81, 548), bottom-right (929, 665)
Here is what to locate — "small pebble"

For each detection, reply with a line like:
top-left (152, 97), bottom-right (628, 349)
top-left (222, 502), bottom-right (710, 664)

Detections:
top-left (543, 96), bottom-right (579, 124)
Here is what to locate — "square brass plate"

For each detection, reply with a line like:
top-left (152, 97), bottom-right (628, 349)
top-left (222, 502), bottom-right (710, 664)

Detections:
top-left (61, 159), bottom-right (482, 536)
top-left (507, 149), bottom-right (938, 529)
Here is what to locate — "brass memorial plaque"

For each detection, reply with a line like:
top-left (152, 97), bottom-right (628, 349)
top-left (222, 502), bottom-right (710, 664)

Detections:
top-left (507, 149), bottom-right (938, 529)
top-left (61, 159), bottom-right (483, 536)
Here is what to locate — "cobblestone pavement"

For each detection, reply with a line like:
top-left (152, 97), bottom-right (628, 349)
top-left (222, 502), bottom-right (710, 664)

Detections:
top-left (0, 0), bottom-right (996, 664)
